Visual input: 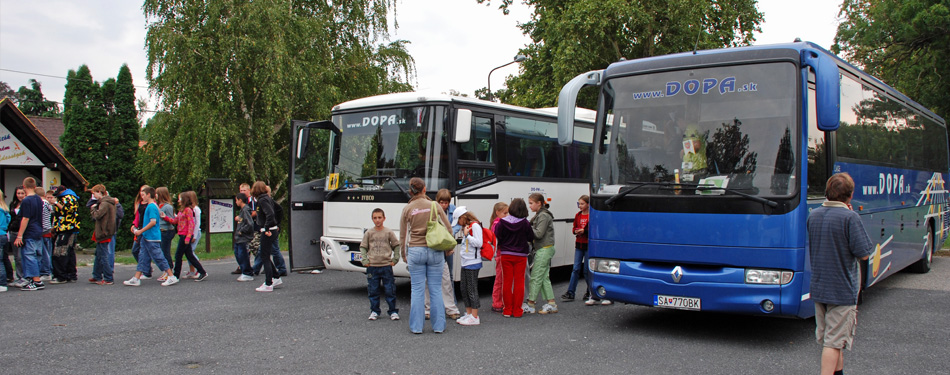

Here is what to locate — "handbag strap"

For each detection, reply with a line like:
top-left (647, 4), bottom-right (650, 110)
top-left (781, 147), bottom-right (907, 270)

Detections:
top-left (429, 201), bottom-right (439, 223)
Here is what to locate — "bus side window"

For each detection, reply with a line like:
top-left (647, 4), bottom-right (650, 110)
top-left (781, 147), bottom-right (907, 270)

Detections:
top-left (460, 115), bottom-right (493, 162)
top-left (806, 84), bottom-right (827, 200)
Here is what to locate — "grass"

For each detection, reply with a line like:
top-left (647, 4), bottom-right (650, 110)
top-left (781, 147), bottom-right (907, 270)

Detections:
top-left (111, 231), bottom-right (289, 265)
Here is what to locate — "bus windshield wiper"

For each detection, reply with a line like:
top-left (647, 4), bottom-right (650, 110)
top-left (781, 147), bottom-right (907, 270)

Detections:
top-left (604, 182), bottom-right (678, 206)
top-left (689, 184), bottom-right (779, 208)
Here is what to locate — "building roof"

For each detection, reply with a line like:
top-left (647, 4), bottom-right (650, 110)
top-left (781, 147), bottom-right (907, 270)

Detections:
top-left (27, 115), bottom-right (65, 154)
top-left (0, 98), bottom-right (88, 189)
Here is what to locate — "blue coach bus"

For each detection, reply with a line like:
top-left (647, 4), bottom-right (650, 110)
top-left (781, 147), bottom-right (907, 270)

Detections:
top-left (555, 42), bottom-right (948, 318)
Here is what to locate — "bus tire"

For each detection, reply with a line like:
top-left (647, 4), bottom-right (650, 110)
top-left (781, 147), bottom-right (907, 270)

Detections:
top-left (908, 224), bottom-right (935, 274)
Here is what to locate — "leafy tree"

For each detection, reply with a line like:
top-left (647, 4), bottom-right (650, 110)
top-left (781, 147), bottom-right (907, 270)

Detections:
top-left (833, 0), bottom-right (950, 120)
top-left (141, 0), bottom-right (416, 200)
top-left (0, 81), bottom-right (16, 103)
top-left (477, 0), bottom-right (764, 108)
top-left (17, 79), bottom-right (60, 117)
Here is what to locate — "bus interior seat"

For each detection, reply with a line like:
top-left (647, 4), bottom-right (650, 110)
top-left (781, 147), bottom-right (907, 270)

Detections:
top-left (525, 146), bottom-right (545, 177)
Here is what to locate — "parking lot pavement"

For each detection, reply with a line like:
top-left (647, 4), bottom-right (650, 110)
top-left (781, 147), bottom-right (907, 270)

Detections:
top-left (1, 256), bottom-right (947, 374)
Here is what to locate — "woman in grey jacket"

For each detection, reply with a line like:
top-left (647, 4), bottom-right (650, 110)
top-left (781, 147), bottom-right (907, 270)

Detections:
top-left (524, 192), bottom-right (558, 315)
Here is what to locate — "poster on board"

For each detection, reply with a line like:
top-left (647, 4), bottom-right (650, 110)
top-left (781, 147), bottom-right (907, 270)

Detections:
top-left (209, 199), bottom-right (234, 233)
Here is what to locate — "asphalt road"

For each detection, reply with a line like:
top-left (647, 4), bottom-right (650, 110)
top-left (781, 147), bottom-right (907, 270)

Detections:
top-left (2, 255), bottom-right (948, 374)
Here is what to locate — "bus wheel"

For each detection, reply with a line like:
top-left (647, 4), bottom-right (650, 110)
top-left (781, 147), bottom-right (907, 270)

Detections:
top-left (908, 224), bottom-right (935, 274)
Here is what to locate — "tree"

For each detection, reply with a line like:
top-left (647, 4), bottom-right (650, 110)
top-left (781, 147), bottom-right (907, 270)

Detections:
top-left (17, 79), bottom-right (61, 117)
top-left (477, 0), bottom-right (764, 108)
top-left (0, 81), bottom-right (16, 103)
top-left (141, 0), bottom-right (416, 199)
top-left (61, 65), bottom-right (112, 247)
top-left (61, 65), bottom-right (140, 248)
top-left (833, 0), bottom-right (950, 121)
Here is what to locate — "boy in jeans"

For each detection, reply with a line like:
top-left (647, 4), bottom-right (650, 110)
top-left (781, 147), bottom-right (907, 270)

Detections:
top-left (360, 208), bottom-right (400, 321)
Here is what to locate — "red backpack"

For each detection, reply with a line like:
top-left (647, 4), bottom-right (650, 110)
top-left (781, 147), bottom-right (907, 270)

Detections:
top-left (469, 221), bottom-right (497, 261)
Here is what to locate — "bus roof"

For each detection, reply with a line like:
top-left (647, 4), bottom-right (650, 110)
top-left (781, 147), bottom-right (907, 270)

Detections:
top-left (333, 91), bottom-right (595, 123)
top-left (603, 41), bottom-right (944, 126)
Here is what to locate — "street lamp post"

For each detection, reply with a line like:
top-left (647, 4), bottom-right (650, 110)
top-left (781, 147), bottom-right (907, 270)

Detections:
top-left (487, 54), bottom-right (527, 102)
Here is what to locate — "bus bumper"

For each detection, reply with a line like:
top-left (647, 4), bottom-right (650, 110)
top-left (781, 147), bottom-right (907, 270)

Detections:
top-left (319, 237), bottom-right (410, 277)
top-left (589, 263), bottom-right (810, 318)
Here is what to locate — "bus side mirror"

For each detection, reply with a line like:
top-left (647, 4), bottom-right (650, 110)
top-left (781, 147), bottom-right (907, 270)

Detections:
top-left (557, 70), bottom-right (602, 146)
top-left (802, 49), bottom-right (840, 131)
top-left (455, 109), bottom-right (472, 143)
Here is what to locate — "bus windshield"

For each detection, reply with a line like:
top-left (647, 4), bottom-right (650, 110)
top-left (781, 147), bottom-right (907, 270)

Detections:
top-left (330, 105), bottom-right (448, 192)
top-left (596, 62), bottom-right (799, 197)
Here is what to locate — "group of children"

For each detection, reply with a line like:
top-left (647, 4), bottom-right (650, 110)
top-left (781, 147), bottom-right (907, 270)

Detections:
top-left (0, 177), bottom-right (89, 291)
top-left (360, 190), bottom-right (608, 328)
top-left (0, 177), bottom-right (287, 294)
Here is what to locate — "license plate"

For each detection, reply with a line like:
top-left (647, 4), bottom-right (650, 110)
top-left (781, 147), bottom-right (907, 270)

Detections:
top-left (654, 295), bottom-right (701, 311)
top-left (350, 253), bottom-right (362, 261)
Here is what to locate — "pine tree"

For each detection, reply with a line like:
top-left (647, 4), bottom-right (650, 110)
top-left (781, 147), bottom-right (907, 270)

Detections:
top-left (107, 65), bottom-right (141, 249)
top-left (61, 65), bottom-right (110, 247)
top-left (17, 79), bottom-right (60, 117)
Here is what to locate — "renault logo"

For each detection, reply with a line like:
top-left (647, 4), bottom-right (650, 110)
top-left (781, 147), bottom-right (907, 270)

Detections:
top-left (671, 266), bottom-right (683, 283)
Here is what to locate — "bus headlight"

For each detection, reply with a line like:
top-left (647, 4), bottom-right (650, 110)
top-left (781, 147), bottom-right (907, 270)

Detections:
top-left (590, 258), bottom-right (620, 274)
top-left (745, 269), bottom-right (793, 285)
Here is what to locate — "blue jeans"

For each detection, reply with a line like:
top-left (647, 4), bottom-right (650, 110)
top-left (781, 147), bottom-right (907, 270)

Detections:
top-left (367, 266), bottom-right (398, 315)
top-left (39, 236), bottom-right (52, 276)
top-left (408, 246), bottom-right (445, 333)
top-left (0, 236), bottom-right (7, 286)
top-left (253, 241), bottom-right (287, 275)
top-left (20, 238), bottom-right (43, 278)
top-left (567, 248), bottom-right (589, 295)
top-left (91, 241), bottom-right (114, 282)
top-left (131, 237), bottom-right (153, 277)
top-left (234, 242), bottom-right (252, 276)
top-left (137, 240), bottom-right (169, 273)
top-left (160, 230), bottom-right (175, 267)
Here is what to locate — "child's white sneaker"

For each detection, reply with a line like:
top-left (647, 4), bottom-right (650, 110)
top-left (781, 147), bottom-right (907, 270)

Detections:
top-left (255, 283), bottom-right (273, 292)
top-left (456, 313), bottom-right (471, 324)
top-left (459, 315), bottom-right (480, 326)
top-left (584, 298), bottom-right (597, 306)
top-left (390, 312), bottom-right (400, 321)
top-left (539, 303), bottom-right (559, 314)
top-left (123, 277), bottom-right (140, 286)
top-left (601, 299), bottom-right (613, 305)
top-left (161, 275), bottom-right (179, 286)
top-left (522, 302), bottom-right (536, 314)
top-left (368, 312), bottom-right (379, 320)
top-left (272, 277), bottom-right (283, 287)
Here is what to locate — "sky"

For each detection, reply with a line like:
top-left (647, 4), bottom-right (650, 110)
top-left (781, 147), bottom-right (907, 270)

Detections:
top-left (0, 0), bottom-right (842, 118)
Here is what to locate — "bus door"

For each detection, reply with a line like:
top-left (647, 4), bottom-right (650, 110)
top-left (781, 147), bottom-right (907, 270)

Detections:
top-left (288, 120), bottom-right (337, 271)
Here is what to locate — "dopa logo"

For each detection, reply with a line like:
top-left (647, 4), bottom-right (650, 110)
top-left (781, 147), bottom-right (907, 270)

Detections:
top-left (667, 77), bottom-right (739, 96)
top-left (861, 173), bottom-right (909, 196)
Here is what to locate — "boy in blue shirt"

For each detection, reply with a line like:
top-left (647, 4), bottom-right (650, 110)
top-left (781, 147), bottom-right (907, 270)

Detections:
top-left (14, 177), bottom-right (44, 291)
top-left (124, 187), bottom-right (178, 286)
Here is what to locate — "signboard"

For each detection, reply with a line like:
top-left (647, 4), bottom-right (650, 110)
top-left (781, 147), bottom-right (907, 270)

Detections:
top-left (208, 198), bottom-right (234, 233)
top-left (0, 121), bottom-right (43, 166)
top-left (42, 168), bottom-right (61, 191)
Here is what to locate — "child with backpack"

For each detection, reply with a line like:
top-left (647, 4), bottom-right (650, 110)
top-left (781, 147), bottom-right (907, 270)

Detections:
top-left (452, 207), bottom-right (483, 326)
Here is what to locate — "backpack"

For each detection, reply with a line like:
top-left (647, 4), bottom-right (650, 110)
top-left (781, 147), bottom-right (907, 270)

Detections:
top-left (470, 221), bottom-right (497, 261)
